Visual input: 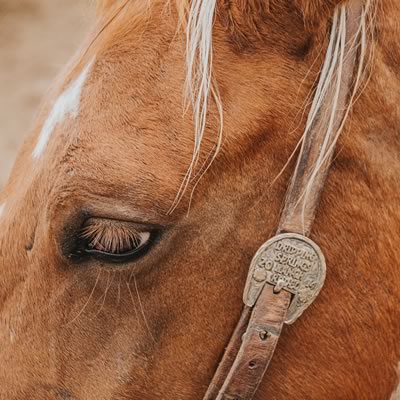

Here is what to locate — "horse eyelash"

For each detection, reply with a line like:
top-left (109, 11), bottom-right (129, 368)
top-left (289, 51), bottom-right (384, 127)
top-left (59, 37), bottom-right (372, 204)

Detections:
top-left (80, 218), bottom-right (148, 254)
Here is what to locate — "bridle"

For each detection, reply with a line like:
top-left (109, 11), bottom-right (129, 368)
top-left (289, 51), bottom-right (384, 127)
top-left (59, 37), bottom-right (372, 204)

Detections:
top-left (204, 2), bottom-right (364, 399)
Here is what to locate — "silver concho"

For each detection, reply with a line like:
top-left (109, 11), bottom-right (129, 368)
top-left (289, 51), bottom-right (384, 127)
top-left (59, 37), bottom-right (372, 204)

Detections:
top-left (243, 233), bottom-right (326, 324)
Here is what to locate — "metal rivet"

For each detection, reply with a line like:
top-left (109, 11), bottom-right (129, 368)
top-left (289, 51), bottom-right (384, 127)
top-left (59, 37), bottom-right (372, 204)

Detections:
top-left (259, 330), bottom-right (270, 341)
top-left (273, 279), bottom-right (285, 293)
top-left (248, 361), bottom-right (257, 370)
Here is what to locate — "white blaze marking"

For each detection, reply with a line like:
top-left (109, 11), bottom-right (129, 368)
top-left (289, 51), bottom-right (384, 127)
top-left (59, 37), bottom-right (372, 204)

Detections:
top-left (391, 363), bottom-right (400, 400)
top-left (0, 203), bottom-right (5, 218)
top-left (32, 61), bottom-right (94, 159)
top-left (392, 382), bottom-right (400, 400)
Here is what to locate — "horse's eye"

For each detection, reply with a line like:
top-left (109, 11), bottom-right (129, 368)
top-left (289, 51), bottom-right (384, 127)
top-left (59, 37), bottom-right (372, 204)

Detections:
top-left (79, 218), bottom-right (155, 263)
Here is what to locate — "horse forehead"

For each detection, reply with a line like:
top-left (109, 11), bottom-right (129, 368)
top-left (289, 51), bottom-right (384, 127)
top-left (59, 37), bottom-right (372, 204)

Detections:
top-left (31, 59), bottom-right (95, 160)
top-left (0, 203), bottom-right (5, 219)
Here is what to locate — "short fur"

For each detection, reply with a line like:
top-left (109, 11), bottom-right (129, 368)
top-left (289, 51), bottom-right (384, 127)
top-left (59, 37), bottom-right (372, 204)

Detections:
top-left (0, 0), bottom-right (398, 399)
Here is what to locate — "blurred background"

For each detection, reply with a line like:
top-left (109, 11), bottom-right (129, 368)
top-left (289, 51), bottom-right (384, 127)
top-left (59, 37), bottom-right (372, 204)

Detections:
top-left (0, 0), bottom-right (94, 188)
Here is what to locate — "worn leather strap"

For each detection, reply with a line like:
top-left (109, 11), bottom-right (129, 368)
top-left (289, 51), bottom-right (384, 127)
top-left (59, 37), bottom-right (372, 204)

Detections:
top-left (216, 286), bottom-right (291, 399)
top-left (204, 292), bottom-right (292, 400)
top-left (204, 2), bottom-right (364, 399)
top-left (278, 2), bottom-right (364, 236)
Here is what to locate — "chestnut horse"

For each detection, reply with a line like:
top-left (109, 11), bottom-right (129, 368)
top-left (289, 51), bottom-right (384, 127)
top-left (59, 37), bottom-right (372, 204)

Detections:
top-left (0, 0), bottom-right (399, 399)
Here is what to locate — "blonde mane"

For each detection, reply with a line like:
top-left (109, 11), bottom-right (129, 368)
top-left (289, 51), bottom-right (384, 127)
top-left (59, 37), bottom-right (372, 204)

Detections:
top-left (171, 0), bottom-right (373, 214)
top-left (297, 0), bottom-right (373, 219)
top-left (96, 1), bottom-right (373, 213)
top-left (169, 0), bottom-right (222, 213)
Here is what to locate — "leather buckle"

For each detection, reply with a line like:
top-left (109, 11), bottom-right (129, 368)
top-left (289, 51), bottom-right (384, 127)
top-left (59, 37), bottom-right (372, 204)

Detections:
top-left (243, 233), bottom-right (326, 324)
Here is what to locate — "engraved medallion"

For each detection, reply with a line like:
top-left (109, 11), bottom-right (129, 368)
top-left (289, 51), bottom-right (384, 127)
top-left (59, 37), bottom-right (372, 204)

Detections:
top-left (243, 233), bottom-right (326, 324)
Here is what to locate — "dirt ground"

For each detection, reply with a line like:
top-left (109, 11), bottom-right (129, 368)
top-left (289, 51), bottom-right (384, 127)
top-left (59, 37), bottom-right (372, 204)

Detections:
top-left (0, 0), bottom-right (94, 187)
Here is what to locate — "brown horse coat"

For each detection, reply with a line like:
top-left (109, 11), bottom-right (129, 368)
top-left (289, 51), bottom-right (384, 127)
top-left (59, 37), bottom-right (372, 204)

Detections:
top-left (0, 0), bottom-right (399, 398)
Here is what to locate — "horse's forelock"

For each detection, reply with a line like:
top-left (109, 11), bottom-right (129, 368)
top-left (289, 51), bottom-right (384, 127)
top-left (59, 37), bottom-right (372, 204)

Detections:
top-left (173, 0), bottom-right (374, 211)
top-left (93, 0), bottom-right (373, 213)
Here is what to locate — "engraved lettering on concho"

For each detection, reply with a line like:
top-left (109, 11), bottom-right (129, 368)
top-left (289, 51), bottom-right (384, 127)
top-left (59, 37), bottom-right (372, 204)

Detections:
top-left (243, 233), bottom-right (326, 324)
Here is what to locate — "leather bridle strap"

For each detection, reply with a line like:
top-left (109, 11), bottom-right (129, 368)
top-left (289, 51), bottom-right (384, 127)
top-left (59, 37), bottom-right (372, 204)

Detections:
top-left (204, 2), bottom-right (364, 399)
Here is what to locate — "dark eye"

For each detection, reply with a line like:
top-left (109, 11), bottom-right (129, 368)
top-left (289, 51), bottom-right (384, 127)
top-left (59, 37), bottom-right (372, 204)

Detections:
top-left (79, 218), bottom-right (155, 263)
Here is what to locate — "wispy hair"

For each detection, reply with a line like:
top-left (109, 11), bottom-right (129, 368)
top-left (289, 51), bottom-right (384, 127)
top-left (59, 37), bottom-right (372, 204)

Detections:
top-left (169, 0), bottom-right (223, 213)
top-left (296, 0), bottom-right (373, 224)
top-left (170, 0), bottom-right (373, 214)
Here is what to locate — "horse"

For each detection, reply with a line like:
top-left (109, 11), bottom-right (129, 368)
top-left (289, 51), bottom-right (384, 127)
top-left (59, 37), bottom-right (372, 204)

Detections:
top-left (0, 0), bottom-right (399, 398)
